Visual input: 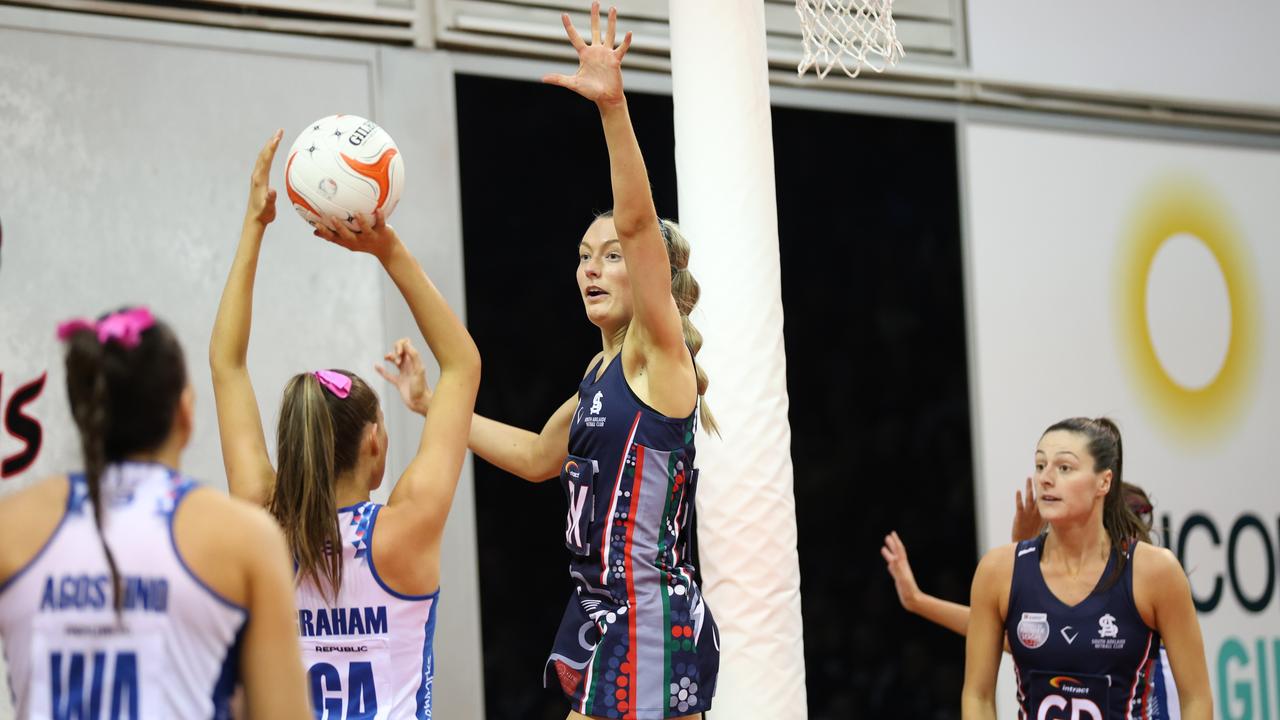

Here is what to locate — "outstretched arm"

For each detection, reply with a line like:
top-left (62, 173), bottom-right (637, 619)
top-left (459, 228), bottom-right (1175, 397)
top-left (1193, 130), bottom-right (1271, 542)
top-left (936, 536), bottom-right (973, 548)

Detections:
top-left (210, 131), bottom-right (282, 507)
top-left (543, 4), bottom-right (687, 358)
top-left (882, 531), bottom-right (971, 637)
top-left (380, 347), bottom-right (589, 483)
top-left (315, 214), bottom-right (480, 540)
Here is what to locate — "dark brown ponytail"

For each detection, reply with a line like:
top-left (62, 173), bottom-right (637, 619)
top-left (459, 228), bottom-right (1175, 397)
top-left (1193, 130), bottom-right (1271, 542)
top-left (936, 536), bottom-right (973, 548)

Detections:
top-left (65, 334), bottom-right (124, 618)
top-left (63, 310), bottom-right (188, 619)
top-left (1042, 416), bottom-right (1147, 589)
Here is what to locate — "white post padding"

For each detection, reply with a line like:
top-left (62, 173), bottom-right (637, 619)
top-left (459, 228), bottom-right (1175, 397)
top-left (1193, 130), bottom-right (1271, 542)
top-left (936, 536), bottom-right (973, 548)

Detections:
top-left (668, 2), bottom-right (808, 717)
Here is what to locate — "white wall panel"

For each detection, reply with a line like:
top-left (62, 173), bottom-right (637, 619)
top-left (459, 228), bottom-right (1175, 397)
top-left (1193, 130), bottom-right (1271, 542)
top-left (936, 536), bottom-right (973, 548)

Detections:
top-left (968, 1), bottom-right (1280, 111)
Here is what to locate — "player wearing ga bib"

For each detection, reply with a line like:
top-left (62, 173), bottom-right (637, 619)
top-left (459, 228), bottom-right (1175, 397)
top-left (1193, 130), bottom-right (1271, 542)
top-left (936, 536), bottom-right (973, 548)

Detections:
top-left (294, 502), bottom-right (438, 720)
top-left (0, 464), bottom-right (246, 719)
top-left (212, 135), bottom-right (481, 720)
top-left (1007, 536), bottom-right (1160, 720)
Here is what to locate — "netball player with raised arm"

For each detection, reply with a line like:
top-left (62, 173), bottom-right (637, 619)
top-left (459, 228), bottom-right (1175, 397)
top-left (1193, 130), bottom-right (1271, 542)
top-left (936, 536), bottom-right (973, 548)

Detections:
top-left (880, 479), bottom-right (1045, 637)
top-left (210, 131), bottom-right (481, 718)
top-left (0, 307), bottom-right (309, 719)
top-left (884, 483), bottom-right (1181, 718)
top-left (961, 418), bottom-right (1211, 719)
top-left (383, 5), bottom-right (717, 718)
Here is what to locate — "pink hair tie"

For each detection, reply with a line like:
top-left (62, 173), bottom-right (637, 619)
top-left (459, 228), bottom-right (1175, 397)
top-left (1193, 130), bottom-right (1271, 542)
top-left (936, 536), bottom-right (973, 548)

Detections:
top-left (313, 370), bottom-right (351, 399)
top-left (56, 307), bottom-right (155, 350)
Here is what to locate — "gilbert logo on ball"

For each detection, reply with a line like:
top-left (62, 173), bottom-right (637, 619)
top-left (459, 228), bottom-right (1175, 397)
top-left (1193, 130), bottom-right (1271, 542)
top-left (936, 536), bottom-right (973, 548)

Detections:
top-left (285, 115), bottom-right (404, 232)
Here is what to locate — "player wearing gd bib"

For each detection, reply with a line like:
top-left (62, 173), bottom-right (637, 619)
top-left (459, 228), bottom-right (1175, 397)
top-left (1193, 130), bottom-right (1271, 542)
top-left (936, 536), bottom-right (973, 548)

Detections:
top-left (0, 307), bottom-right (308, 719)
top-left (211, 133), bottom-right (481, 719)
top-left (883, 482), bottom-right (1181, 718)
top-left (962, 417), bottom-right (1211, 719)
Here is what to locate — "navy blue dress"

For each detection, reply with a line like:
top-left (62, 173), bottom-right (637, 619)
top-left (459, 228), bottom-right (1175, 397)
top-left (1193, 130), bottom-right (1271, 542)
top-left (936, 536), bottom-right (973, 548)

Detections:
top-left (1006, 535), bottom-right (1164, 719)
top-left (544, 352), bottom-right (719, 719)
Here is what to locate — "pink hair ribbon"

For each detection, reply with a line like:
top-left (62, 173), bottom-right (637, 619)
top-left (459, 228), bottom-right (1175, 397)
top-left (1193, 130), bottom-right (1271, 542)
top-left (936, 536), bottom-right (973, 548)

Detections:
top-left (55, 307), bottom-right (155, 349)
top-left (313, 370), bottom-right (351, 399)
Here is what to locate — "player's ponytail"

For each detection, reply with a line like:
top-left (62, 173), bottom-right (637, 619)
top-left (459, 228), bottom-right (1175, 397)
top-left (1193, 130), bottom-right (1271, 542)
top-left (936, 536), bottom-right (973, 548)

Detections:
top-left (62, 308), bottom-right (188, 620)
top-left (660, 219), bottom-right (719, 437)
top-left (273, 370), bottom-right (379, 602)
top-left (65, 333), bottom-right (124, 619)
top-left (1121, 482), bottom-right (1155, 545)
top-left (1042, 417), bottom-right (1146, 590)
top-left (596, 211), bottom-right (719, 435)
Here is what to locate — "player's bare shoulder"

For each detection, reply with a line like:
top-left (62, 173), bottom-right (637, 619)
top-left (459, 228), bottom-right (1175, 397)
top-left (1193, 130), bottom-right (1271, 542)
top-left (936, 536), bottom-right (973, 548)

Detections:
top-left (0, 475), bottom-right (70, 583)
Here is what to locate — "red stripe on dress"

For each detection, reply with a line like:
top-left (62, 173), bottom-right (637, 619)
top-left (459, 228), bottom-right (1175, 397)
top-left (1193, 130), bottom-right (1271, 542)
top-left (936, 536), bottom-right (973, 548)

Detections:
top-left (1012, 659), bottom-right (1027, 719)
top-left (599, 412), bottom-right (643, 586)
top-left (1142, 657), bottom-right (1154, 718)
top-left (622, 444), bottom-right (646, 719)
top-left (1126, 632), bottom-right (1155, 718)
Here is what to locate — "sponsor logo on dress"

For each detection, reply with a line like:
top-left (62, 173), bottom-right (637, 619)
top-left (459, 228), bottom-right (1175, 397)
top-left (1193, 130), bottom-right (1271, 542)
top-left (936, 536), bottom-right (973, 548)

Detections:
top-left (1017, 612), bottom-right (1050, 649)
top-left (585, 391), bottom-right (606, 428)
top-left (1050, 676), bottom-right (1091, 696)
top-left (1092, 613), bottom-right (1126, 649)
top-left (1060, 626), bottom-right (1078, 644)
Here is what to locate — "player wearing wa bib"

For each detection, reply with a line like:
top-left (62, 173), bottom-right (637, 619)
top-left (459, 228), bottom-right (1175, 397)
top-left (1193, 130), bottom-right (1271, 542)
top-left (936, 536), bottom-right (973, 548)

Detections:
top-left (294, 501), bottom-right (438, 719)
top-left (0, 463), bottom-right (245, 719)
top-left (546, 352), bottom-right (719, 718)
top-left (1007, 536), bottom-right (1161, 720)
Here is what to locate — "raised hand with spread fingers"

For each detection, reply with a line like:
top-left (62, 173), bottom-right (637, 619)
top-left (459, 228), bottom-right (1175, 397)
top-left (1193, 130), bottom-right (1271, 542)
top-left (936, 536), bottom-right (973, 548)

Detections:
top-left (541, 2), bottom-right (633, 106)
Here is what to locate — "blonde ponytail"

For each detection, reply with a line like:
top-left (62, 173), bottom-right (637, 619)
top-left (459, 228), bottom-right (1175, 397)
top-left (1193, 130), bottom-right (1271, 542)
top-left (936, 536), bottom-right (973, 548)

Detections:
top-left (660, 219), bottom-right (719, 436)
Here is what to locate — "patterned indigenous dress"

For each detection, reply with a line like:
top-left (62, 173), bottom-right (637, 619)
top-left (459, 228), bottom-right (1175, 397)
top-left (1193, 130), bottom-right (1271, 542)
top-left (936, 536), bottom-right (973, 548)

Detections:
top-left (545, 352), bottom-right (719, 719)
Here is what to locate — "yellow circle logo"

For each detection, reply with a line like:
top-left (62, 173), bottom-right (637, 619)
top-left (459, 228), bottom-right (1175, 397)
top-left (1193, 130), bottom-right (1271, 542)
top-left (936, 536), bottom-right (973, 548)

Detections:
top-left (1117, 178), bottom-right (1260, 444)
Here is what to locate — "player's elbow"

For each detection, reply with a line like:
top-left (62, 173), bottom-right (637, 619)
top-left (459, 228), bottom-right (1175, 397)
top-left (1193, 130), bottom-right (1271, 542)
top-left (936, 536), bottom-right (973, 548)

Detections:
top-left (960, 685), bottom-right (996, 719)
top-left (612, 212), bottom-right (659, 240)
top-left (524, 444), bottom-right (562, 484)
top-left (208, 339), bottom-right (244, 375)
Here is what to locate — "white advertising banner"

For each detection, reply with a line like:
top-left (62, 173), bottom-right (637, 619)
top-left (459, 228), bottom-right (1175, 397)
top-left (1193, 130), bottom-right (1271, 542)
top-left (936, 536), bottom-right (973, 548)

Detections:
top-left (966, 0), bottom-right (1280, 111)
top-left (964, 122), bottom-right (1280, 719)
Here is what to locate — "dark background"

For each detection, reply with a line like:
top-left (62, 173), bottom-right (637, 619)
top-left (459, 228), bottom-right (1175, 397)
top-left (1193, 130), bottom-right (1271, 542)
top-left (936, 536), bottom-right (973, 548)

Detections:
top-left (456, 72), bottom-right (976, 719)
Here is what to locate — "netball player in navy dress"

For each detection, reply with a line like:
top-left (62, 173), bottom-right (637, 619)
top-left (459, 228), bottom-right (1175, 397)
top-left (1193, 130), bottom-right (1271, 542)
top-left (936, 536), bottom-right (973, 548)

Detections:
top-left (0, 308), bottom-right (309, 718)
top-left (961, 418), bottom-right (1211, 719)
top-left (385, 5), bottom-right (718, 718)
top-left (884, 483), bottom-right (1182, 717)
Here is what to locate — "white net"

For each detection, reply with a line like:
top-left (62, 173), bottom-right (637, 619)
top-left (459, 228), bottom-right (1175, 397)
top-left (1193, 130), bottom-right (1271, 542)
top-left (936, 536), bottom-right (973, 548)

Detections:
top-left (795, 0), bottom-right (905, 79)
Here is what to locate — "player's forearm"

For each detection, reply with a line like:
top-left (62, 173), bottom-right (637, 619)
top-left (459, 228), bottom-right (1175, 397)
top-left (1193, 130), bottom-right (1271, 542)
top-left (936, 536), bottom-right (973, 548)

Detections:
top-left (379, 242), bottom-right (481, 379)
top-left (960, 693), bottom-right (997, 720)
top-left (469, 413), bottom-right (555, 482)
top-left (1178, 695), bottom-right (1212, 720)
top-left (210, 221), bottom-right (265, 372)
top-left (911, 593), bottom-right (971, 638)
top-left (598, 98), bottom-right (658, 237)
